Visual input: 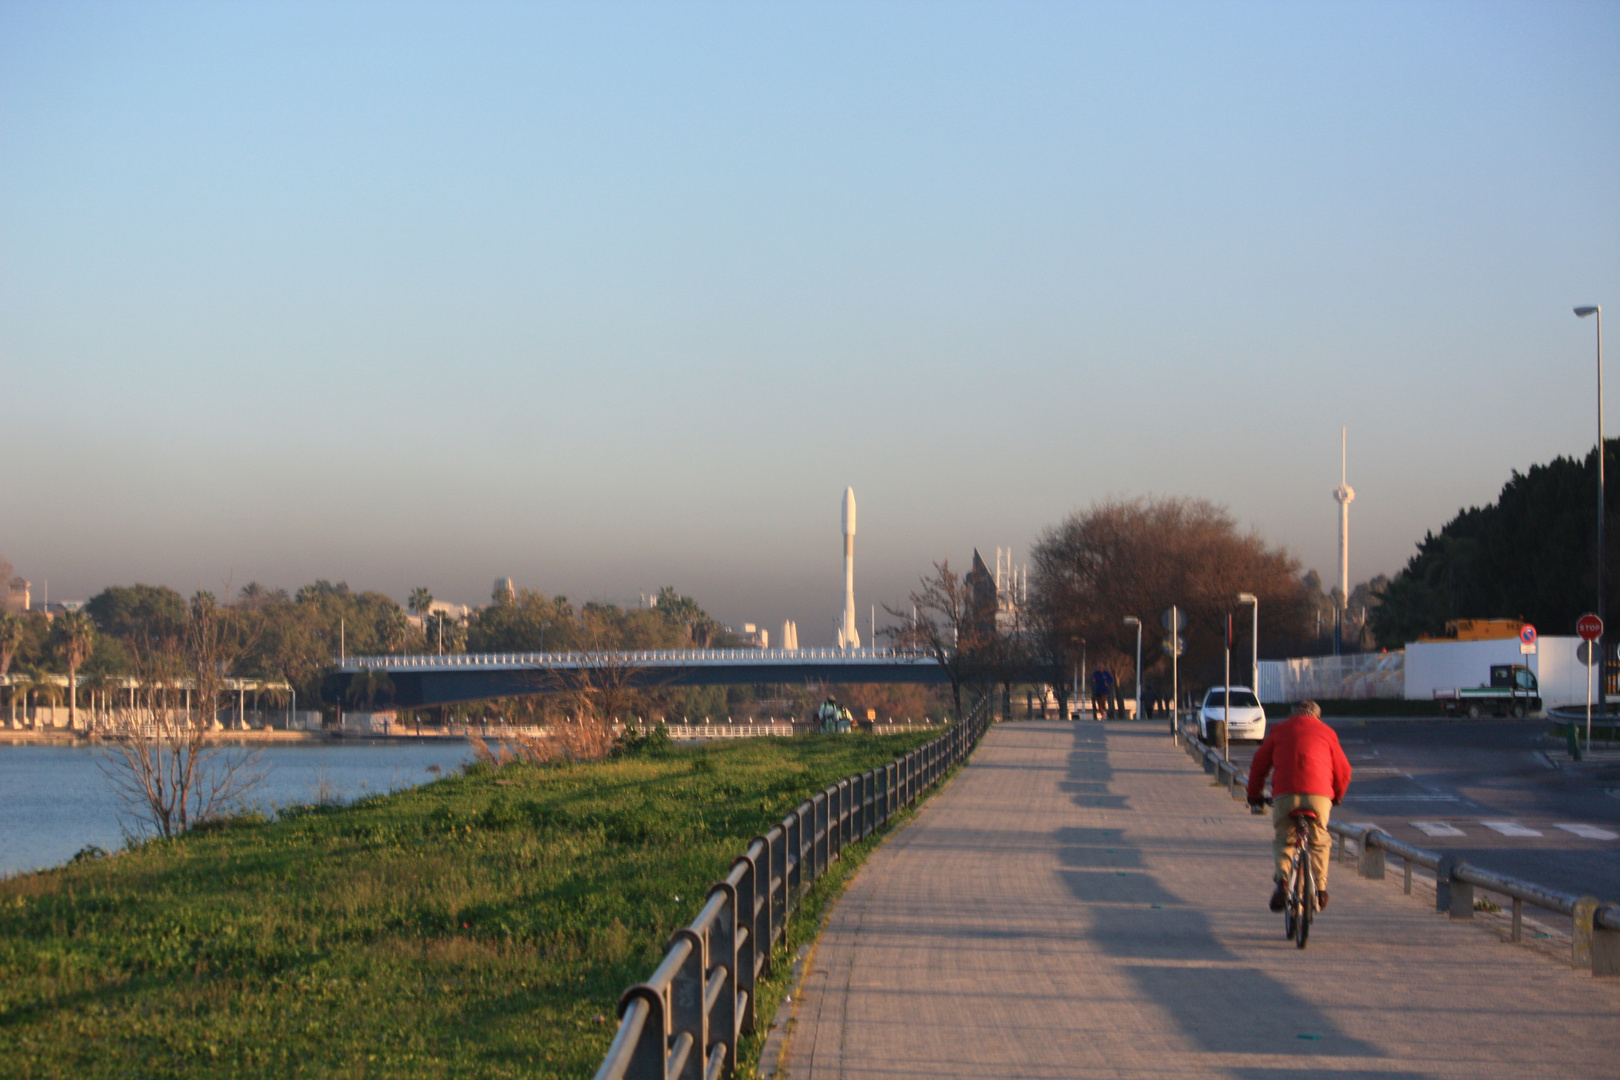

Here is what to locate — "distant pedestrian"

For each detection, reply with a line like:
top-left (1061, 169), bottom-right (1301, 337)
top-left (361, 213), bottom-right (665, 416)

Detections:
top-left (1090, 669), bottom-right (1115, 721)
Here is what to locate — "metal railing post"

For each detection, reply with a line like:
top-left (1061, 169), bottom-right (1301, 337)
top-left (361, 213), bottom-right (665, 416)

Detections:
top-left (667, 932), bottom-right (706, 1080)
top-left (862, 769), bottom-right (874, 838)
top-left (605, 989), bottom-right (667, 1080)
top-left (730, 857), bottom-right (757, 1035)
top-left (770, 828), bottom-right (787, 949)
top-left (815, 792), bottom-right (829, 879)
top-left (708, 883), bottom-right (739, 1080)
top-left (786, 811), bottom-right (802, 903)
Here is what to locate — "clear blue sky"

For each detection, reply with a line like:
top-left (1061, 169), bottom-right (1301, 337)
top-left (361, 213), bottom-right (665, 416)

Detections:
top-left (3, 1), bottom-right (1617, 642)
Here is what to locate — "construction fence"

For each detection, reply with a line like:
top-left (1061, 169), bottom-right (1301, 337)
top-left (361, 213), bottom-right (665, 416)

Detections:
top-left (1258, 651), bottom-right (1404, 703)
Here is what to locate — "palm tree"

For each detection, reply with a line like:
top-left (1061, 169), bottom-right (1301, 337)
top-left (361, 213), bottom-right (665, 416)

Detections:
top-left (408, 588), bottom-right (433, 618)
top-left (29, 667), bottom-right (63, 730)
top-left (4, 670), bottom-right (30, 728)
top-left (0, 611), bottom-right (23, 677)
top-left (55, 610), bottom-right (97, 731)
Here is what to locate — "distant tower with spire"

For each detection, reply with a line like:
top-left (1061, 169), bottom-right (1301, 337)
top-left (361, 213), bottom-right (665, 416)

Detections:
top-left (1332, 427), bottom-right (1355, 654)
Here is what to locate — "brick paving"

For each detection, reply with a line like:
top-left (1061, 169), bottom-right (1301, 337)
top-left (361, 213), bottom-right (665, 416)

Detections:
top-left (780, 721), bottom-right (1620, 1080)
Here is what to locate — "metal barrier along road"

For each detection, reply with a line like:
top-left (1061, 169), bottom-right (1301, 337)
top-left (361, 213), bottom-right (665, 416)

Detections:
top-left (593, 698), bottom-right (994, 1080)
top-left (1172, 723), bottom-right (1620, 977)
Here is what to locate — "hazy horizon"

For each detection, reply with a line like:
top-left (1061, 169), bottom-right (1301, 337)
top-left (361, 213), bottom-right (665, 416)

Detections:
top-left (4, 2), bottom-right (1616, 643)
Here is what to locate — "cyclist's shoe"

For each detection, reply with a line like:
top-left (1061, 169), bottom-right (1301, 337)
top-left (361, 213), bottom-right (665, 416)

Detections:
top-left (1269, 882), bottom-right (1287, 911)
top-left (1317, 890), bottom-right (1329, 911)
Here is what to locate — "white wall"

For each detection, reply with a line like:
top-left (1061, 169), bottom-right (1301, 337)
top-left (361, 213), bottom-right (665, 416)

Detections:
top-left (1403, 637), bottom-right (1587, 705)
top-left (1530, 637), bottom-right (1598, 709)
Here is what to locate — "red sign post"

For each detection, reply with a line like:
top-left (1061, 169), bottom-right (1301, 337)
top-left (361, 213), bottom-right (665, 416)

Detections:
top-left (1578, 613), bottom-right (1604, 642)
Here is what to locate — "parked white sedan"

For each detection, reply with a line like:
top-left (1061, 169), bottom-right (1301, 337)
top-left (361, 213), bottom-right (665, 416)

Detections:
top-left (1198, 687), bottom-right (1267, 742)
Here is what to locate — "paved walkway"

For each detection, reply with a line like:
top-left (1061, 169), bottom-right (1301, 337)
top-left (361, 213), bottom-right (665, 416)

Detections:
top-left (781, 721), bottom-right (1620, 1080)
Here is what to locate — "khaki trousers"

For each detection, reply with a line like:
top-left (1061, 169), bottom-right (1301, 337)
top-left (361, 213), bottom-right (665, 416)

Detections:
top-left (1272, 793), bottom-right (1333, 888)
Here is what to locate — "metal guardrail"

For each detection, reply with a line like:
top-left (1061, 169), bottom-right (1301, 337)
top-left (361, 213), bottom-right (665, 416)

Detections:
top-left (593, 697), bottom-right (994, 1080)
top-left (1172, 723), bottom-right (1620, 976)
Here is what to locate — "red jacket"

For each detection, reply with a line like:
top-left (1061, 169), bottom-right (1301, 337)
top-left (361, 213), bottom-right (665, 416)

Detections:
top-left (1245, 713), bottom-right (1352, 803)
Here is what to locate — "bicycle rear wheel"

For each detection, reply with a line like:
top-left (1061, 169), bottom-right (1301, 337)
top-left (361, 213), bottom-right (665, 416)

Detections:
top-left (1296, 837), bottom-right (1315, 949)
top-left (1284, 854), bottom-right (1304, 941)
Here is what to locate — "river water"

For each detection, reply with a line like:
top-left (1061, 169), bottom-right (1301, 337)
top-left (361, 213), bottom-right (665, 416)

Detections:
top-left (0, 741), bottom-right (472, 878)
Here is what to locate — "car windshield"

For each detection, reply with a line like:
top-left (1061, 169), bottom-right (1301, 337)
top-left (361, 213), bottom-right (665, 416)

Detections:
top-left (1205, 691), bottom-right (1259, 708)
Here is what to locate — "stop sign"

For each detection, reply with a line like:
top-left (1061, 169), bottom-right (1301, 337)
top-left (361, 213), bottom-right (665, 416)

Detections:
top-left (1577, 613), bottom-right (1604, 642)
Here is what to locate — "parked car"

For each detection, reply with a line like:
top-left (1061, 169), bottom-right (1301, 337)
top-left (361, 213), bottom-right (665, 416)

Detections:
top-left (1199, 686), bottom-right (1267, 742)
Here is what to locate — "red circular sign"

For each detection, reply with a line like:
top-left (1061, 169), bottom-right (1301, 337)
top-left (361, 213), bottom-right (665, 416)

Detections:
top-left (1577, 613), bottom-right (1604, 642)
top-left (1520, 624), bottom-right (1537, 645)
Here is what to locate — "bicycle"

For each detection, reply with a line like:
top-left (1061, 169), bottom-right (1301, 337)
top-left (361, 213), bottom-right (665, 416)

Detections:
top-left (1252, 796), bottom-right (1320, 949)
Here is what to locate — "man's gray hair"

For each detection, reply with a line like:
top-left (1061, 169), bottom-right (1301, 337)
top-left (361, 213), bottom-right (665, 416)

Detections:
top-left (1295, 700), bottom-right (1322, 718)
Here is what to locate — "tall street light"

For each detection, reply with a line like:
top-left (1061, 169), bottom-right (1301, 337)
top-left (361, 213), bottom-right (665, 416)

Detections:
top-left (1237, 593), bottom-right (1259, 698)
top-left (1123, 617), bottom-right (1142, 720)
top-left (1577, 305), bottom-right (1604, 713)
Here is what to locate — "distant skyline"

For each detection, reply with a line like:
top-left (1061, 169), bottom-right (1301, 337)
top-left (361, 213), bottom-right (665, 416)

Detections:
top-left (3, 2), bottom-right (1616, 642)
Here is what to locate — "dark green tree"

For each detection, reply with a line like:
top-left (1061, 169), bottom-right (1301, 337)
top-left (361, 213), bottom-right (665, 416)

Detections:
top-left (1370, 440), bottom-right (1617, 647)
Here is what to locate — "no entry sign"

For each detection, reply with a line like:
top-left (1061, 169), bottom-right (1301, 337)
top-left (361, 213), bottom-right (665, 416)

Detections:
top-left (1577, 613), bottom-right (1604, 642)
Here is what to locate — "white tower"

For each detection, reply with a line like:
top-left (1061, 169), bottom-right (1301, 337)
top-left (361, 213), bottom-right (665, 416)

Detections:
top-left (1332, 426), bottom-right (1355, 620)
top-left (838, 487), bottom-right (861, 650)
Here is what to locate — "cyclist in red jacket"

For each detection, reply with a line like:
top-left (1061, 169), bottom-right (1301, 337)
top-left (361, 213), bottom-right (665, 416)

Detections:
top-left (1245, 700), bottom-right (1352, 912)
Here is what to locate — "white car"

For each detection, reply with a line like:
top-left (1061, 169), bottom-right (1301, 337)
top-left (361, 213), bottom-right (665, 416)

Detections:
top-left (1199, 686), bottom-right (1267, 742)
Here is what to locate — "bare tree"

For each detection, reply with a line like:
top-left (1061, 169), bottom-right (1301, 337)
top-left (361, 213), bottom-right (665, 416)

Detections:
top-left (98, 596), bottom-right (264, 838)
top-left (885, 559), bottom-right (996, 719)
top-left (1030, 497), bottom-right (1311, 701)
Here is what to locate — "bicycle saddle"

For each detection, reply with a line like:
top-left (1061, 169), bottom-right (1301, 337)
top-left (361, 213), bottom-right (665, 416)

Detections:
top-left (1287, 808), bottom-right (1319, 820)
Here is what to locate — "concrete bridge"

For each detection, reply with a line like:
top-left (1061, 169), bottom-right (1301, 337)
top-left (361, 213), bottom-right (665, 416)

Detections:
top-left (333, 647), bottom-right (951, 707)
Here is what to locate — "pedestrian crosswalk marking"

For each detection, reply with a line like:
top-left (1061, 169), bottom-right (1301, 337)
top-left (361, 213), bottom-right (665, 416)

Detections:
top-left (1481, 821), bottom-right (1543, 837)
top-left (1555, 823), bottom-right (1619, 841)
top-left (1412, 821), bottom-right (1466, 837)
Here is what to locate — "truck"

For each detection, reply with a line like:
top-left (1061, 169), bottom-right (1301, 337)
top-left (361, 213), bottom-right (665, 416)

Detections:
top-left (1434, 664), bottom-right (1542, 718)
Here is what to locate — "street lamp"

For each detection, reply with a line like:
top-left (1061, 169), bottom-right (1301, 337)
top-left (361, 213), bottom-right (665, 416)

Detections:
top-left (1123, 617), bottom-right (1142, 720)
top-left (1237, 593), bottom-right (1259, 698)
top-left (1577, 305), bottom-right (1604, 714)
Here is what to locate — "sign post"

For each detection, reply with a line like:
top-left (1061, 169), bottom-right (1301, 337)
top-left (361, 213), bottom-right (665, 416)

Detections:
top-left (1578, 614), bottom-right (1604, 755)
top-left (1163, 606), bottom-right (1186, 736)
top-left (1223, 613), bottom-right (1233, 761)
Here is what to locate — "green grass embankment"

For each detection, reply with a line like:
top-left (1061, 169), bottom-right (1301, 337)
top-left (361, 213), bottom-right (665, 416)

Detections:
top-left (0, 731), bottom-right (936, 1080)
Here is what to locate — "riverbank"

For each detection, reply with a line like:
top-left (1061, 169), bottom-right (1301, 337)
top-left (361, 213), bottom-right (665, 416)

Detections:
top-left (0, 730), bottom-right (934, 1079)
top-left (0, 728), bottom-right (469, 746)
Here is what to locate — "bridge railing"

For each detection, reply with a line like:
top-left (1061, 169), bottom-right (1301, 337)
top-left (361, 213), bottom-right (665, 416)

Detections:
top-left (592, 696), bottom-right (994, 1080)
top-left (336, 646), bottom-right (939, 672)
top-left (1172, 721), bottom-right (1620, 975)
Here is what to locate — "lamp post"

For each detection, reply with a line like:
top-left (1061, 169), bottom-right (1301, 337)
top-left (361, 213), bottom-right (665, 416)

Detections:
top-left (1577, 305), bottom-right (1604, 714)
top-left (1070, 636), bottom-right (1082, 721)
top-left (1123, 617), bottom-right (1142, 720)
top-left (1237, 593), bottom-right (1259, 699)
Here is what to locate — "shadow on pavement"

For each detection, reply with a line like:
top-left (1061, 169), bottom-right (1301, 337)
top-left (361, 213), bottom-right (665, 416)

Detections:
top-left (1058, 724), bottom-right (1382, 1062)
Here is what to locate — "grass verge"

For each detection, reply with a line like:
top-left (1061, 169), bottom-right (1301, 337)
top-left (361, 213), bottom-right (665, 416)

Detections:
top-left (0, 731), bottom-right (935, 1080)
